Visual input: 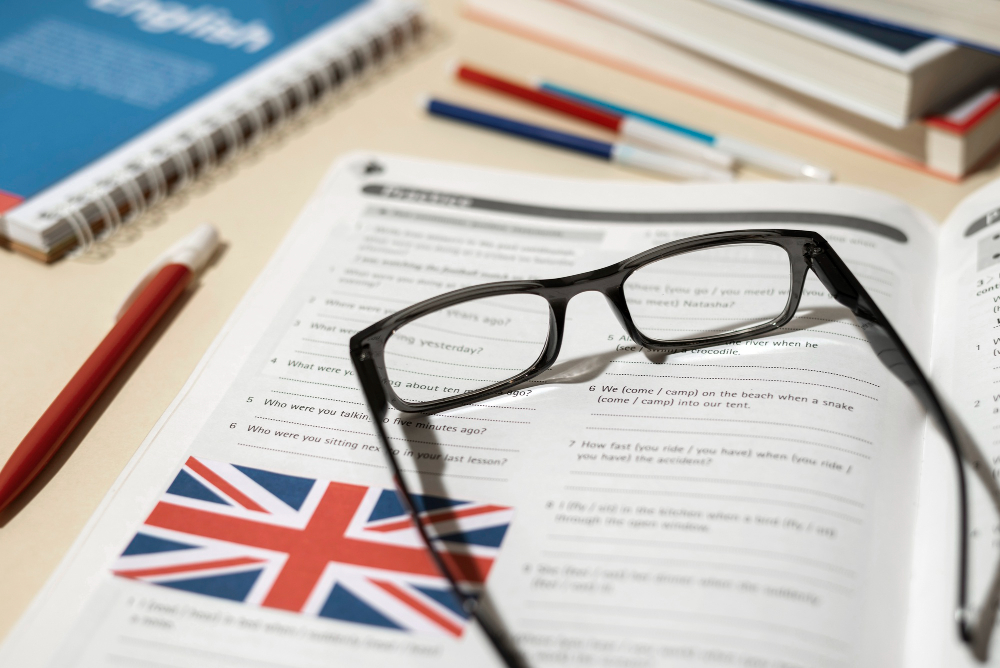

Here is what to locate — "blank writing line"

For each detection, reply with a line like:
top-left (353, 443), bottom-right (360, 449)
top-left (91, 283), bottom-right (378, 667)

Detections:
top-left (271, 391), bottom-right (365, 406)
top-left (590, 414), bottom-right (872, 444)
top-left (434, 414), bottom-right (530, 425)
top-left (793, 316), bottom-right (865, 328)
top-left (256, 415), bottom-right (519, 453)
top-left (238, 443), bottom-right (384, 469)
top-left (523, 601), bottom-right (848, 649)
top-left (257, 416), bottom-right (373, 433)
top-left (327, 290), bottom-right (413, 304)
top-left (316, 313), bottom-right (379, 325)
top-left (776, 327), bottom-right (869, 342)
top-left (386, 436), bottom-right (519, 453)
top-left (546, 535), bottom-right (855, 575)
top-left (293, 350), bottom-right (350, 361)
top-left (583, 427), bottom-right (869, 459)
top-left (384, 349), bottom-right (522, 371)
top-left (446, 404), bottom-right (537, 411)
top-left (566, 472), bottom-right (863, 507)
top-left (301, 338), bottom-right (347, 346)
top-left (385, 365), bottom-right (503, 384)
top-left (107, 653), bottom-right (181, 668)
top-left (117, 635), bottom-right (300, 667)
top-left (278, 377), bottom-right (356, 391)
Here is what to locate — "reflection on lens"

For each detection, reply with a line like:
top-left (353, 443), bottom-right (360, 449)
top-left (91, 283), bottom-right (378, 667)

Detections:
top-left (624, 243), bottom-right (791, 342)
top-left (384, 293), bottom-right (551, 403)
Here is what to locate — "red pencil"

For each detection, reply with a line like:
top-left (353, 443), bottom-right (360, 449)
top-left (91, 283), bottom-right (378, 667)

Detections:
top-left (0, 224), bottom-right (220, 513)
top-left (454, 63), bottom-right (734, 169)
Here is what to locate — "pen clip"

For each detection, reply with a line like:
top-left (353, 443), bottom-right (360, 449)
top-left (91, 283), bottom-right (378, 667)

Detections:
top-left (114, 224), bottom-right (220, 321)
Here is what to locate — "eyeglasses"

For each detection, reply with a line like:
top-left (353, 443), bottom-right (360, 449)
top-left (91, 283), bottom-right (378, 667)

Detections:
top-left (349, 229), bottom-right (975, 666)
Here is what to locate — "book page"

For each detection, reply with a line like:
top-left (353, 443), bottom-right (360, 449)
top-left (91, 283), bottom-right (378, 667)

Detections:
top-left (906, 177), bottom-right (1000, 667)
top-left (778, 0), bottom-right (1000, 54)
top-left (0, 153), bottom-right (940, 668)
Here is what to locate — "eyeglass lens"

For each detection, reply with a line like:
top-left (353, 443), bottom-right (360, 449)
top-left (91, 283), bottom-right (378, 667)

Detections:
top-left (624, 243), bottom-right (792, 342)
top-left (383, 293), bottom-right (551, 403)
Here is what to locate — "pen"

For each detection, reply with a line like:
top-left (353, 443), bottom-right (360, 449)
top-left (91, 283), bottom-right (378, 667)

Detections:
top-left (0, 224), bottom-right (220, 513)
top-left (424, 97), bottom-right (734, 182)
top-left (455, 64), bottom-right (735, 170)
top-left (539, 82), bottom-right (834, 182)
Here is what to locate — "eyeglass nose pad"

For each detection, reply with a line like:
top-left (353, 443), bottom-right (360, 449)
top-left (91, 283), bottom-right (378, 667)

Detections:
top-left (602, 292), bottom-right (633, 338)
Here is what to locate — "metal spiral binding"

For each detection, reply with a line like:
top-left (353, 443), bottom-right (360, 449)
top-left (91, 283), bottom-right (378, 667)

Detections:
top-left (50, 8), bottom-right (423, 258)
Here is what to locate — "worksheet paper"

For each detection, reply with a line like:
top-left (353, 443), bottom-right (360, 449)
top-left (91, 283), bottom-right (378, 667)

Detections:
top-left (905, 178), bottom-right (1000, 668)
top-left (0, 153), bottom-right (945, 668)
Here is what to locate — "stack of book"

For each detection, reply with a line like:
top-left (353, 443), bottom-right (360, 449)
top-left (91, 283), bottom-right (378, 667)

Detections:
top-left (466, 0), bottom-right (1000, 180)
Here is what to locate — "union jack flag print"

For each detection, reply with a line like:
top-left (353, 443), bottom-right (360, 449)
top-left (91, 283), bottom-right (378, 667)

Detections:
top-left (113, 457), bottom-right (513, 636)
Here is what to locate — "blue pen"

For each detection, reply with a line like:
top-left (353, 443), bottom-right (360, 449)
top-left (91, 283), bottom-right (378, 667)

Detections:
top-left (539, 82), bottom-right (833, 182)
top-left (424, 98), bottom-right (731, 182)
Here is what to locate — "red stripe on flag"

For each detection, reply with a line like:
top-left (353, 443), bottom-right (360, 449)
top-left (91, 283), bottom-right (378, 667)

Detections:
top-left (372, 579), bottom-right (464, 636)
top-left (367, 504), bottom-right (508, 533)
top-left (186, 457), bottom-right (268, 513)
top-left (113, 556), bottom-right (263, 579)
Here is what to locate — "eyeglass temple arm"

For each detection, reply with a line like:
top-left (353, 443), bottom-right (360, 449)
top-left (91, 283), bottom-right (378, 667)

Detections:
top-left (805, 243), bottom-right (947, 427)
top-left (351, 344), bottom-right (467, 597)
top-left (805, 240), bottom-right (973, 643)
top-left (350, 341), bottom-right (528, 668)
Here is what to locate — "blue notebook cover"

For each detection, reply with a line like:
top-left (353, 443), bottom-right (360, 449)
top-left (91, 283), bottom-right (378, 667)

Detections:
top-left (0, 0), bottom-right (369, 211)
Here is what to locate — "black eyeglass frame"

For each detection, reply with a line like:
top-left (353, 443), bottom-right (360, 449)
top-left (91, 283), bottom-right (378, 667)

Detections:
top-left (349, 229), bottom-right (974, 666)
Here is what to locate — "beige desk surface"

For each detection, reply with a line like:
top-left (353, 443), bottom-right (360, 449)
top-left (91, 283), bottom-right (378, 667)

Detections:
top-left (1, 0), bottom-right (998, 643)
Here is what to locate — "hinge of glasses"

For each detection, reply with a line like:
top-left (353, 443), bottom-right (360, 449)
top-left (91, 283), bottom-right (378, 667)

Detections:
top-left (955, 606), bottom-right (976, 626)
top-left (804, 244), bottom-right (824, 258)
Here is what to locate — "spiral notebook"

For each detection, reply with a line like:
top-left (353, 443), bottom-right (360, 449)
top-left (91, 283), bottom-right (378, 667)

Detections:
top-left (0, 0), bottom-right (423, 263)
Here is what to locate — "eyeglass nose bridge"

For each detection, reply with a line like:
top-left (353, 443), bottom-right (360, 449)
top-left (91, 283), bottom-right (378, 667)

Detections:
top-left (536, 274), bottom-right (639, 366)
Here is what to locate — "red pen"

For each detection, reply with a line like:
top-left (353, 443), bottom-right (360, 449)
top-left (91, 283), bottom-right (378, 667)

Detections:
top-left (0, 224), bottom-right (220, 513)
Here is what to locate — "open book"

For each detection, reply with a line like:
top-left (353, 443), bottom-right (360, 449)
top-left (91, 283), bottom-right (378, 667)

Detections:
top-left (3, 153), bottom-right (1000, 667)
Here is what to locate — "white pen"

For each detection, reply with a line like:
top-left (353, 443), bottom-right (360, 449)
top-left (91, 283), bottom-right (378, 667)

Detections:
top-left (540, 82), bottom-right (834, 182)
